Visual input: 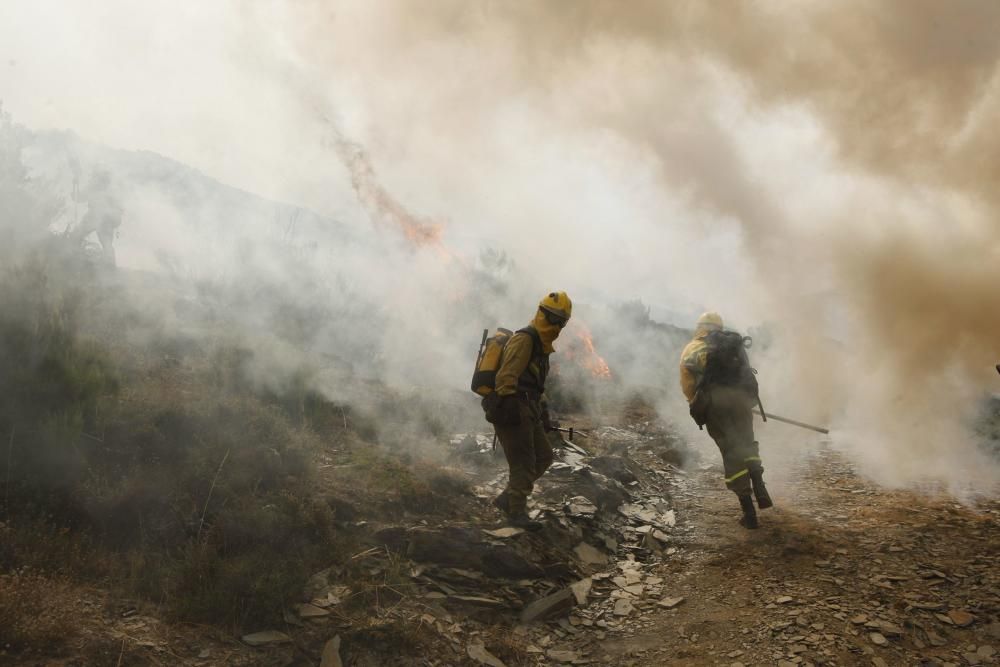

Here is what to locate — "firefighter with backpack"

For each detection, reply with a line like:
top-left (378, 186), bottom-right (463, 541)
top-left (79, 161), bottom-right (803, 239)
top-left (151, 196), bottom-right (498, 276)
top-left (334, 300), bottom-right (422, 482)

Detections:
top-left (472, 292), bottom-right (572, 531)
top-left (680, 311), bottom-right (773, 529)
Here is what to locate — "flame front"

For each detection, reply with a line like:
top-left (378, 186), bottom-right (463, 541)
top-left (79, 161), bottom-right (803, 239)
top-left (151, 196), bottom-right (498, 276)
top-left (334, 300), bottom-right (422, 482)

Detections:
top-left (334, 137), bottom-right (447, 252)
top-left (564, 322), bottom-right (612, 379)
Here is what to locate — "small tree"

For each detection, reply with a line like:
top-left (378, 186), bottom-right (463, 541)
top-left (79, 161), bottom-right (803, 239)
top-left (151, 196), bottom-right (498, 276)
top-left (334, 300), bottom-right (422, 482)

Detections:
top-left (0, 103), bottom-right (61, 260)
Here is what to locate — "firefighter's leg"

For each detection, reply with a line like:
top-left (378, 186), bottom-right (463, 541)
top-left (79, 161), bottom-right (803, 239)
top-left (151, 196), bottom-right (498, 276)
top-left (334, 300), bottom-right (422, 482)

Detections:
top-left (746, 444), bottom-right (773, 509)
top-left (706, 390), bottom-right (757, 528)
top-left (531, 420), bottom-right (554, 484)
top-left (718, 440), bottom-right (758, 529)
top-left (738, 494), bottom-right (759, 529)
top-left (733, 403), bottom-right (772, 509)
top-left (495, 401), bottom-right (544, 530)
top-left (495, 408), bottom-right (534, 516)
top-left (717, 442), bottom-right (754, 498)
top-left (706, 400), bottom-right (754, 497)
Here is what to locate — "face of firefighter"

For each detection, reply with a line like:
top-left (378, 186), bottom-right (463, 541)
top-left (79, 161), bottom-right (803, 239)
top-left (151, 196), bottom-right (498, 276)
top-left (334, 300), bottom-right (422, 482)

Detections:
top-left (532, 308), bottom-right (566, 353)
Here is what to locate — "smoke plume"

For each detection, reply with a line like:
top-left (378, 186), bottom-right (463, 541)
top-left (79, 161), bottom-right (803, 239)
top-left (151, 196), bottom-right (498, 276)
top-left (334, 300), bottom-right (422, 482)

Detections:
top-left (2, 0), bottom-right (999, 493)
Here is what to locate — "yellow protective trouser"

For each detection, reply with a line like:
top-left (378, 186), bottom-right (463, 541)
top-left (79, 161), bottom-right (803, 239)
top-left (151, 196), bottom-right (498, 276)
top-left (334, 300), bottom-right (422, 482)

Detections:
top-left (704, 384), bottom-right (762, 497)
top-left (495, 398), bottom-right (554, 514)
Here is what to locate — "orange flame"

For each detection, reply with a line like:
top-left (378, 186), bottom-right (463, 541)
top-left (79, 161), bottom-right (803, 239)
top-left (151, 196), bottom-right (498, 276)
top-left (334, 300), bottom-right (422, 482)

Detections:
top-left (563, 322), bottom-right (612, 379)
top-left (334, 136), bottom-right (448, 254)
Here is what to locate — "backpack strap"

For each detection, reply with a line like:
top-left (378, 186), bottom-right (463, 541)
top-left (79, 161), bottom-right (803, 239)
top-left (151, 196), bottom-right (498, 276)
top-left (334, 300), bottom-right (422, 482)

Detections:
top-left (489, 327), bottom-right (540, 385)
top-left (514, 326), bottom-right (548, 398)
top-left (516, 326), bottom-right (543, 356)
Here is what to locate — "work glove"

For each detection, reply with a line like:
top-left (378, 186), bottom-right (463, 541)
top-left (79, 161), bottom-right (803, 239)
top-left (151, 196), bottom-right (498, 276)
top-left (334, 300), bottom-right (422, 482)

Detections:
top-left (495, 395), bottom-right (521, 426)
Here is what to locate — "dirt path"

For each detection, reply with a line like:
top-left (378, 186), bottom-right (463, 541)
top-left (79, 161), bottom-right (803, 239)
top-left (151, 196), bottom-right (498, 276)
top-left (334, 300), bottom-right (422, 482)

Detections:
top-left (592, 445), bottom-right (1000, 667)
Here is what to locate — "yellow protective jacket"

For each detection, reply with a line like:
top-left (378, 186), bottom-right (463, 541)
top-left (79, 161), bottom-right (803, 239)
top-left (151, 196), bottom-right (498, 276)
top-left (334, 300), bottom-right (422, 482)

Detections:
top-left (495, 311), bottom-right (561, 397)
top-left (679, 328), bottom-right (711, 403)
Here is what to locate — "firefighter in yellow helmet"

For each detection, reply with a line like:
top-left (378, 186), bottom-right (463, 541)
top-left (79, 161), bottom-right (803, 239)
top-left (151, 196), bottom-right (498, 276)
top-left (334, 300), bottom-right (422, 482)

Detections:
top-left (489, 291), bottom-right (572, 531)
top-left (679, 312), bottom-right (772, 529)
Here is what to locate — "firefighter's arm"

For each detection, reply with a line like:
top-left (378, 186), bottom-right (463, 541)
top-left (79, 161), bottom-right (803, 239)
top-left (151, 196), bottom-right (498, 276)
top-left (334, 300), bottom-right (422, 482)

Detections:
top-left (679, 341), bottom-right (707, 403)
top-left (495, 333), bottom-right (532, 396)
top-left (679, 364), bottom-right (698, 403)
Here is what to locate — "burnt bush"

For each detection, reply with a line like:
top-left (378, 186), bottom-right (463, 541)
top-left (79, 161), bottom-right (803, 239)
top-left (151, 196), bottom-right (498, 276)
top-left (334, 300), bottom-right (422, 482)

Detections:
top-left (77, 387), bottom-right (336, 627)
top-left (0, 259), bottom-right (340, 631)
top-left (160, 491), bottom-right (335, 629)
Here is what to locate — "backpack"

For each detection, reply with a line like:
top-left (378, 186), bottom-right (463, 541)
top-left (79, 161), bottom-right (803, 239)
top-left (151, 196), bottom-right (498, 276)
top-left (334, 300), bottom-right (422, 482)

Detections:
top-left (470, 326), bottom-right (543, 397)
top-left (701, 329), bottom-right (759, 395)
top-left (471, 328), bottom-right (514, 396)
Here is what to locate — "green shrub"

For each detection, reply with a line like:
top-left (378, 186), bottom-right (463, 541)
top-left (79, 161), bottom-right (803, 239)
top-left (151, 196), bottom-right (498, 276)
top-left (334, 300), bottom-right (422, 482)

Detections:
top-left (0, 262), bottom-right (118, 508)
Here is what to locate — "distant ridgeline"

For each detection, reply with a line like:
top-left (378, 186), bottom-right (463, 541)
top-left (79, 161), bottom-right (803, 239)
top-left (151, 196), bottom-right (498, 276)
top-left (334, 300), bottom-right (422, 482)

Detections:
top-left (22, 129), bottom-right (363, 269)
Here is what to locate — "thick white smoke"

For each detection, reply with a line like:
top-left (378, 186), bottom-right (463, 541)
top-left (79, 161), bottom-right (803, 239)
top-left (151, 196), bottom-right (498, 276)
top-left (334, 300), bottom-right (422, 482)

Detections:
top-left (2, 0), bottom-right (998, 494)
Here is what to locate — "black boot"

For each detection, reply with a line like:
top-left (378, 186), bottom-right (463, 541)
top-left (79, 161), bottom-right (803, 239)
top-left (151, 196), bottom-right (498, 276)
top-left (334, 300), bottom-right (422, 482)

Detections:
top-left (492, 491), bottom-right (510, 515)
top-left (508, 512), bottom-right (543, 532)
top-left (750, 469), bottom-right (773, 509)
top-left (738, 494), bottom-right (759, 529)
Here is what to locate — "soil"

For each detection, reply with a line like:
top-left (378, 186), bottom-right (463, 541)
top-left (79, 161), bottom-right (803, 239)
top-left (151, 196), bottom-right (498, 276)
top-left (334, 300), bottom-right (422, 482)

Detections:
top-left (590, 445), bottom-right (1000, 666)
top-left (6, 411), bottom-right (998, 667)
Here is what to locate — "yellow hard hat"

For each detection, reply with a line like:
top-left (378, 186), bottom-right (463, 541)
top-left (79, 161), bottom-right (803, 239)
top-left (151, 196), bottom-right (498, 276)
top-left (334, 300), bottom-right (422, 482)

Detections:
top-left (539, 291), bottom-right (573, 322)
top-left (697, 311), bottom-right (723, 330)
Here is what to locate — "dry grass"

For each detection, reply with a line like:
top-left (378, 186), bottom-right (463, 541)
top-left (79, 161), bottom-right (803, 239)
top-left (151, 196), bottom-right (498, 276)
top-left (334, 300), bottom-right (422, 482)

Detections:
top-left (341, 619), bottom-right (430, 666)
top-left (476, 626), bottom-right (537, 667)
top-left (0, 323), bottom-right (343, 630)
top-left (328, 447), bottom-right (474, 520)
top-left (0, 568), bottom-right (78, 650)
top-left (0, 252), bottom-right (485, 641)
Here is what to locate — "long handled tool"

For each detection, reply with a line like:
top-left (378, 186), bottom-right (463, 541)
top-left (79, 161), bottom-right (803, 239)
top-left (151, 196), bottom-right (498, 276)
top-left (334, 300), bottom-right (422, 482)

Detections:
top-left (552, 426), bottom-right (590, 441)
top-left (474, 329), bottom-right (498, 451)
top-left (474, 329), bottom-right (488, 369)
top-left (550, 428), bottom-right (590, 456)
top-left (751, 408), bottom-right (829, 434)
top-left (757, 395), bottom-right (768, 423)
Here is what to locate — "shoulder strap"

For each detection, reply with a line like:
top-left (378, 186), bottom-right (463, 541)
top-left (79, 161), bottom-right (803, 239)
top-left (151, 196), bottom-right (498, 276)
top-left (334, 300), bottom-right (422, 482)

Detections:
top-left (516, 326), bottom-right (543, 356)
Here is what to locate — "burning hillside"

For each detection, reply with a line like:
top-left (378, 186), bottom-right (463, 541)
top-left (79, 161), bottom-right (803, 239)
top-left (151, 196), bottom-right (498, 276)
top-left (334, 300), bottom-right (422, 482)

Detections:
top-left (561, 322), bottom-right (613, 380)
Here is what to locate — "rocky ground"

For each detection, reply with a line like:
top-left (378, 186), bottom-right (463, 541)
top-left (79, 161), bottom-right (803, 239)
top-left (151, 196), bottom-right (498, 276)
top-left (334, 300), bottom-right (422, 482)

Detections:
top-left (7, 410), bottom-right (998, 667)
top-left (589, 445), bottom-right (1000, 667)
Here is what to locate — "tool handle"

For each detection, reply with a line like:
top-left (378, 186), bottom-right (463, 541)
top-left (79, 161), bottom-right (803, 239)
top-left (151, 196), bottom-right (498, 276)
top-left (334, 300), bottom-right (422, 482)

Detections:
top-left (475, 328), bottom-right (488, 365)
top-left (554, 427), bottom-right (589, 438)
